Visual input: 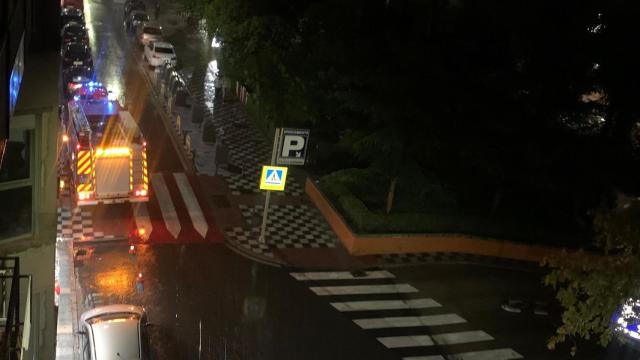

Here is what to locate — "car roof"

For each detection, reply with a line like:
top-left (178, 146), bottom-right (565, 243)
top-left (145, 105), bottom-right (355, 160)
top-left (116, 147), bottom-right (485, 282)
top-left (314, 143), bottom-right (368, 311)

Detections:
top-left (152, 41), bottom-right (173, 48)
top-left (91, 315), bottom-right (141, 360)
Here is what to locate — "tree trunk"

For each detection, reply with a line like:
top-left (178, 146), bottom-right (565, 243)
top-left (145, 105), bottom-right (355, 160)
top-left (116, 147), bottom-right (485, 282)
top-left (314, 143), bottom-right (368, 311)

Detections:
top-left (386, 177), bottom-right (398, 214)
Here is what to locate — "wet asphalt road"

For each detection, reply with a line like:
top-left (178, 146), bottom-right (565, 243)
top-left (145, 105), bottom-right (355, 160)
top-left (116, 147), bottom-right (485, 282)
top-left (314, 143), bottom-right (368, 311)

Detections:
top-left (75, 243), bottom-right (398, 360)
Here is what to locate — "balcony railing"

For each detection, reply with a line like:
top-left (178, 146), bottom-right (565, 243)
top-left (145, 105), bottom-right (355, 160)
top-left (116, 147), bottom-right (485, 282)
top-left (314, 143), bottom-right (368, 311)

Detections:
top-left (0, 257), bottom-right (31, 360)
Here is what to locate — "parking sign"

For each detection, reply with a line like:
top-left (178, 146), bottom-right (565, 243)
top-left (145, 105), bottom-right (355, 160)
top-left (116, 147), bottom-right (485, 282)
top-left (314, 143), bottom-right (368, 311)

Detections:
top-left (277, 128), bottom-right (310, 166)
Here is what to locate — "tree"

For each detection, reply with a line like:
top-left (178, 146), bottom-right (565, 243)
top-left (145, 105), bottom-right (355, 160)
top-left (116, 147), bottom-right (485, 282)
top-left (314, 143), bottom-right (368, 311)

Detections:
top-left (543, 203), bottom-right (640, 355)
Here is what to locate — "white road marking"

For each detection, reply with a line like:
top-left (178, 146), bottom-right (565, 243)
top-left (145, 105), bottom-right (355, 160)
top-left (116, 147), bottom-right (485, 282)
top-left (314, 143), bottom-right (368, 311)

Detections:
top-left (331, 298), bottom-right (441, 312)
top-left (448, 348), bottom-right (523, 360)
top-left (132, 202), bottom-right (152, 241)
top-left (432, 331), bottom-right (494, 345)
top-left (310, 284), bottom-right (418, 296)
top-left (291, 270), bottom-right (395, 281)
top-left (151, 173), bottom-right (180, 239)
top-left (377, 335), bottom-right (434, 348)
top-left (174, 173), bottom-right (208, 238)
top-left (354, 314), bottom-right (466, 329)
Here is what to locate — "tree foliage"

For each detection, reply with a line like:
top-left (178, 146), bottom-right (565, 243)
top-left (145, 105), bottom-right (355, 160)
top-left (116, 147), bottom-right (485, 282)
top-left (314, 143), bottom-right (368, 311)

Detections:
top-left (543, 204), bottom-right (640, 355)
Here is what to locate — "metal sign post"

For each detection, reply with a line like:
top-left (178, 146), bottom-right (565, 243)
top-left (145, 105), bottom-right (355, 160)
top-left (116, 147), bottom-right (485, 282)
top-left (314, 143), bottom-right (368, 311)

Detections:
top-left (259, 128), bottom-right (283, 243)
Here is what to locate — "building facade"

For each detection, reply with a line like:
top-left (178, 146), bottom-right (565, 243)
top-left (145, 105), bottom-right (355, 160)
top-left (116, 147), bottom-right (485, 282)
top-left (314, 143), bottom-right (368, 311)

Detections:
top-left (1, 0), bottom-right (60, 358)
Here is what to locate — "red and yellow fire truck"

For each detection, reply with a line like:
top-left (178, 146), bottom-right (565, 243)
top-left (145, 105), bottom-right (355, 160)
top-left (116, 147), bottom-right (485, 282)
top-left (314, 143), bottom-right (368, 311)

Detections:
top-left (62, 93), bottom-right (149, 206)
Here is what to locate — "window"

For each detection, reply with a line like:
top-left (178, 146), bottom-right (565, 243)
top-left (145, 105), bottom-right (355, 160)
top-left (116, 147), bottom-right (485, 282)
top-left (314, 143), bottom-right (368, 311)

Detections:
top-left (0, 129), bottom-right (30, 182)
top-left (0, 186), bottom-right (32, 239)
top-left (0, 128), bottom-right (33, 240)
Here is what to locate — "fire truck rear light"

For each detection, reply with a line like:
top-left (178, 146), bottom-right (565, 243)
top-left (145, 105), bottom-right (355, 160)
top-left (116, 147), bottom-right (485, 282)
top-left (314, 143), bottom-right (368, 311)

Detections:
top-left (76, 144), bottom-right (81, 150)
top-left (134, 189), bottom-right (147, 197)
top-left (95, 147), bottom-right (131, 157)
top-left (78, 191), bottom-right (93, 200)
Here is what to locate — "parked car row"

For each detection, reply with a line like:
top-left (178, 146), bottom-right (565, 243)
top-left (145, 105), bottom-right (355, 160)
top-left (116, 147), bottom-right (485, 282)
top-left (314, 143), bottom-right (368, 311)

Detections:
top-left (123, 0), bottom-right (178, 69)
top-left (60, 3), bottom-right (93, 98)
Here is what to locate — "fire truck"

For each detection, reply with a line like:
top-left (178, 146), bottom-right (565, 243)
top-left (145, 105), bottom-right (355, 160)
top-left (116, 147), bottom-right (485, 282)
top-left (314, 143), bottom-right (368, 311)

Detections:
top-left (63, 92), bottom-right (149, 206)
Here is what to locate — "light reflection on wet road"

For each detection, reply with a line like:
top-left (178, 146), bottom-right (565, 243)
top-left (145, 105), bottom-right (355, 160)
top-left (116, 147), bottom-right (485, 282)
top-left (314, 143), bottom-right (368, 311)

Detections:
top-left (76, 243), bottom-right (395, 360)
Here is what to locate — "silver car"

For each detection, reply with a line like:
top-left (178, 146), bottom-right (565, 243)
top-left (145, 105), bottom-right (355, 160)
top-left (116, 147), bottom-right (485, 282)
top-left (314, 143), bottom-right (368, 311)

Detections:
top-left (79, 304), bottom-right (151, 360)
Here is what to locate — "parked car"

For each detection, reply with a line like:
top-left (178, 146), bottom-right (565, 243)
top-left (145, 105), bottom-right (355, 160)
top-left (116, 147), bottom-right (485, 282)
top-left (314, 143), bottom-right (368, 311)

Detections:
top-left (62, 65), bottom-right (93, 96)
top-left (124, 0), bottom-right (146, 17)
top-left (61, 7), bottom-right (84, 26)
top-left (79, 304), bottom-right (151, 360)
top-left (61, 22), bottom-right (89, 44)
top-left (144, 41), bottom-right (177, 68)
top-left (125, 10), bottom-right (150, 32)
top-left (61, 0), bottom-right (83, 10)
top-left (137, 22), bottom-right (163, 47)
top-left (61, 42), bottom-right (93, 70)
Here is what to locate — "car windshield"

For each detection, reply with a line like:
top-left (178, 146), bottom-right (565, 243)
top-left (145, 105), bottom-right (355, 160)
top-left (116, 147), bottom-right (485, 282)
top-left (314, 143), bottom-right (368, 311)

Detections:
top-left (88, 313), bottom-right (141, 360)
top-left (143, 27), bottom-right (161, 35)
top-left (154, 46), bottom-right (173, 54)
top-left (68, 68), bottom-right (92, 79)
top-left (65, 26), bottom-right (85, 35)
top-left (133, 14), bottom-right (149, 21)
top-left (63, 15), bottom-right (83, 23)
top-left (66, 44), bottom-right (88, 57)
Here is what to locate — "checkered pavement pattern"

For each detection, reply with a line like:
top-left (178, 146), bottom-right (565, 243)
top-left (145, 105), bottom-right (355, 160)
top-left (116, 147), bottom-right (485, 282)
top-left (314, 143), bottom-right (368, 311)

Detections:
top-left (377, 252), bottom-right (540, 269)
top-left (57, 207), bottom-right (93, 241)
top-left (225, 204), bottom-right (337, 258)
top-left (57, 206), bottom-right (116, 242)
top-left (187, 69), bottom-right (305, 196)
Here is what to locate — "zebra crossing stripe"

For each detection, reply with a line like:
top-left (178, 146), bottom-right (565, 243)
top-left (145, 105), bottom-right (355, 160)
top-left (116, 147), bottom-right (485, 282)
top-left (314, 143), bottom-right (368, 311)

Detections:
top-left (447, 348), bottom-right (523, 360)
top-left (354, 314), bottom-right (466, 329)
top-left (151, 173), bottom-right (181, 239)
top-left (331, 298), bottom-right (441, 312)
top-left (310, 284), bottom-right (418, 296)
top-left (378, 331), bottom-right (493, 350)
top-left (432, 331), bottom-right (493, 346)
top-left (291, 270), bottom-right (395, 281)
top-left (174, 173), bottom-right (208, 238)
top-left (377, 335), bottom-right (434, 348)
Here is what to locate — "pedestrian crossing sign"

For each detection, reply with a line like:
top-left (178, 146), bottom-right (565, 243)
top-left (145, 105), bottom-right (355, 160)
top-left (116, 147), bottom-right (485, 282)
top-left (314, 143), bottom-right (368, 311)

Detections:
top-left (259, 165), bottom-right (288, 191)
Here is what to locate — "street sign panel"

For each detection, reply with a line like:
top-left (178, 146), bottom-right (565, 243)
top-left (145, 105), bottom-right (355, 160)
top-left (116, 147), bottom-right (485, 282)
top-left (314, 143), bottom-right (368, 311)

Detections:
top-left (276, 128), bottom-right (310, 166)
top-left (259, 165), bottom-right (288, 191)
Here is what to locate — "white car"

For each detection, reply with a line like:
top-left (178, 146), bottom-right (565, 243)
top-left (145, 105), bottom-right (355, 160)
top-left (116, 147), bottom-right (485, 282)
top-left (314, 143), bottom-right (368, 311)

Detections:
top-left (137, 22), bottom-right (163, 47)
top-left (79, 304), bottom-right (151, 360)
top-left (144, 41), bottom-right (177, 68)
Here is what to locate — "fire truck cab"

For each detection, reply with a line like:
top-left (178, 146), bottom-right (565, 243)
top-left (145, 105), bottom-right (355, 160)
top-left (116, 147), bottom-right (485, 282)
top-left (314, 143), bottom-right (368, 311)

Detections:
top-left (64, 97), bottom-right (149, 206)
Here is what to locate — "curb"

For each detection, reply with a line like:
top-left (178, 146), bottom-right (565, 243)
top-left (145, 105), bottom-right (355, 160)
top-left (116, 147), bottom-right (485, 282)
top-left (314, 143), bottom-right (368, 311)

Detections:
top-left (73, 236), bottom-right (129, 246)
top-left (134, 50), bottom-right (196, 174)
top-left (224, 239), bottom-right (284, 268)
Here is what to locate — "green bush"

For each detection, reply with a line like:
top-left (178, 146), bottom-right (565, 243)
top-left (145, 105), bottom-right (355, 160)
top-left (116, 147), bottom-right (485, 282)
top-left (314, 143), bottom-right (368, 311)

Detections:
top-left (319, 168), bottom-right (569, 245)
